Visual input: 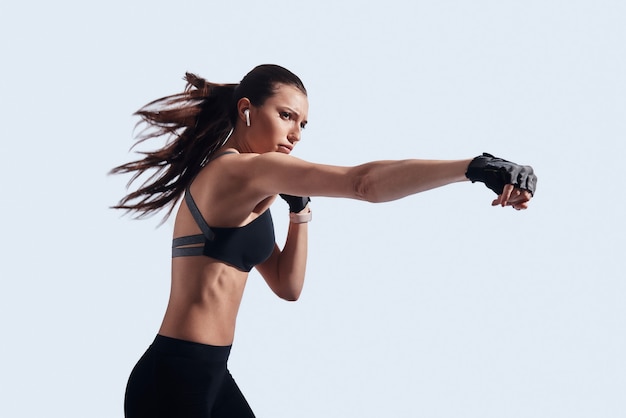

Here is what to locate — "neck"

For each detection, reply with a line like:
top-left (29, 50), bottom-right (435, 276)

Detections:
top-left (221, 128), bottom-right (254, 154)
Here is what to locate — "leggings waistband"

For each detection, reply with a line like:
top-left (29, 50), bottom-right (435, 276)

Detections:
top-left (151, 334), bottom-right (232, 361)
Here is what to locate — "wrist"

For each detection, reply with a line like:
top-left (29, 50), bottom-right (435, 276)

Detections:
top-left (465, 153), bottom-right (490, 183)
top-left (289, 205), bottom-right (312, 223)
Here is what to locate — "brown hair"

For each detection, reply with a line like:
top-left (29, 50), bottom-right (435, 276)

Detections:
top-left (110, 64), bottom-right (307, 221)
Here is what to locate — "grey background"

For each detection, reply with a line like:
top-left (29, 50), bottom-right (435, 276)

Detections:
top-left (1, 1), bottom-right (624, 417)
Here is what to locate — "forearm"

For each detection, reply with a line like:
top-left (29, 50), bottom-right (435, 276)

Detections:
top-left (276, 219), bottom-right (308, 301)
top-left (351, 159), bottom-right (471, 203)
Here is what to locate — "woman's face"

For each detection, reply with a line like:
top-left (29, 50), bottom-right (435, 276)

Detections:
top-left (248, 84), bottom-right (309, 155)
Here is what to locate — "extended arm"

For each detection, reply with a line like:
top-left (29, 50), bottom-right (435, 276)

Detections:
top-left (242, 153), bottom-right (473, 202)
top-left (239, 152), bottom-right (534, 208)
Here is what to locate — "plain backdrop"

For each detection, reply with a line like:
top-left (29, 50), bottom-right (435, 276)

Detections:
top-left (1, 1), bottom-right (624, 417)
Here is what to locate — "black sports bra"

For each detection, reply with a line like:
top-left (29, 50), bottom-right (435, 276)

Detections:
top-left (171, 154), bottom-right (275, 272)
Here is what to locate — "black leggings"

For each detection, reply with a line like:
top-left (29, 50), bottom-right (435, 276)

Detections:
top-left (124, 335), bottom-right (255, 418)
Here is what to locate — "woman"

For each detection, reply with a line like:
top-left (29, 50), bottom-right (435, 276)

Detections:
top-left (111, 64), bottom-right (536, 418)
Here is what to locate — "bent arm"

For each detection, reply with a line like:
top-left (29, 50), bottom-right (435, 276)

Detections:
top-left (255, 211), bottom-right (308, 301)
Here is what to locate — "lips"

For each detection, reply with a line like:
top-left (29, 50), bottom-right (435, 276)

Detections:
top-left (278, 144), bottom-right (292, 154)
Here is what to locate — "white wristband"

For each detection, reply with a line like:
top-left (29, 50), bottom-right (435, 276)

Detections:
top-left (289, 208), bottom-right (312, 223)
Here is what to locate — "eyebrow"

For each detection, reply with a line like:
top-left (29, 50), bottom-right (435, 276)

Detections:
top-left (284, 106), bottom-right (308, 126)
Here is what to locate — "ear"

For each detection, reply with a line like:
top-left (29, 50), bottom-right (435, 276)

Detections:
top-left (237, 97), bottom-right (252, 124)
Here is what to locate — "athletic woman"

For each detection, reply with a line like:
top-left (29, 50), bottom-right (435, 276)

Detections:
top-left (111, 64), bottom-right (536, 418)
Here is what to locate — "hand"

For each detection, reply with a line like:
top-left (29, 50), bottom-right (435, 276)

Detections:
top-left (466, 153), bottom-right (537, 196)
top-left (279, 194), bottom-right (311, 213)
top-left (492, 184), bottom-right (533, 210)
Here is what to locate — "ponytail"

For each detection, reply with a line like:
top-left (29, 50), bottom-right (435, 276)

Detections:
top-left (109, 73), bottom-right (237, 221)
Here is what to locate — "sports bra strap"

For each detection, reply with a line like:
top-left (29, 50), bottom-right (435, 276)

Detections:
top-left (172, 234), bottom-right (205, 257)
top-left (181, 150), bottom-right (238, 241)
top-left (184, 189), bottom-right (215, 241)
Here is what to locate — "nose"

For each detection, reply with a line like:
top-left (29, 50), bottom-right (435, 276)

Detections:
top-left (288, 127), bottom-right (301, 144)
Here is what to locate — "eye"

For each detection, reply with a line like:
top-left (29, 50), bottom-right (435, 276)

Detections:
top-left (280, 111), bottom-right (291, 120)
top-left (300, 122), bottom-right (307, 130)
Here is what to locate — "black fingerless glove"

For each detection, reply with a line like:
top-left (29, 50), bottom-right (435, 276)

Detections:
top-left (279, 194), bottom-right (311, 213)
top-left (466, 153), bottom-right (537, 196)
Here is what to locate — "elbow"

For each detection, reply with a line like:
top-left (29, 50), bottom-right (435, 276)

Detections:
top-left (283, 294), bottom-right (300, 302)
top-left (277, 282), bottom-right (303, 302)
top-left (352, 171), bottom-right (381, 203)
top-left (279, 290), bottom-right (301, 302)
top-left (270, 267), bottom-right (305, 302)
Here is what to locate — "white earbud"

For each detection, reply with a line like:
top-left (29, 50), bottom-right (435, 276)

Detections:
top-left (244, 109), bottom-right (250, 127)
